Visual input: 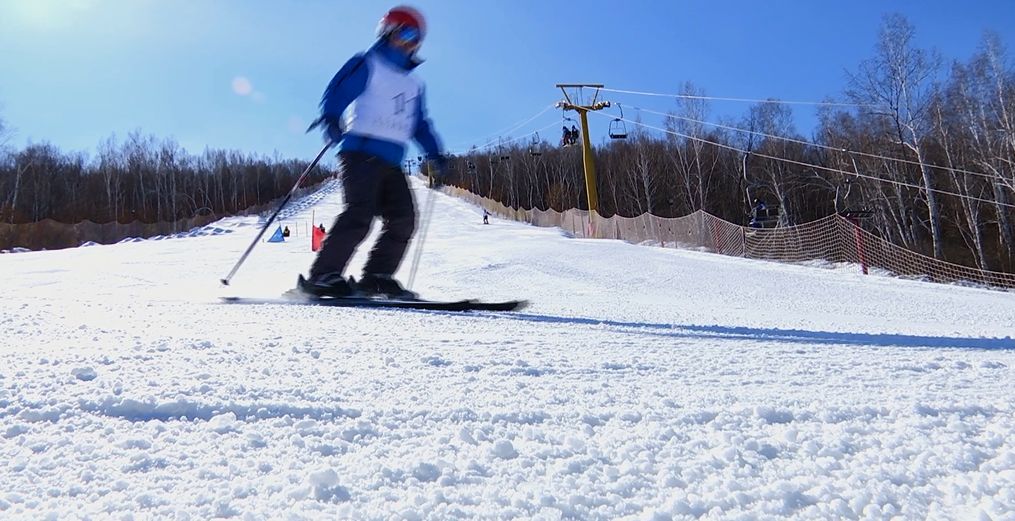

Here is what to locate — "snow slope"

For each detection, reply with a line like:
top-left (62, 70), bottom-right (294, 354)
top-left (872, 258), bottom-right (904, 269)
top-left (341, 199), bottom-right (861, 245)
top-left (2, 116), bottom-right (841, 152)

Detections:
top-left (1, 177), bottom-right (1014, 520)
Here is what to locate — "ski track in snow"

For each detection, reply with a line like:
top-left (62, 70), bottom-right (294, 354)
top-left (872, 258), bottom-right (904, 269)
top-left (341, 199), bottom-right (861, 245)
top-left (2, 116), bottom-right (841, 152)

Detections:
top-left (1, 177), bottom-right (1014, 520)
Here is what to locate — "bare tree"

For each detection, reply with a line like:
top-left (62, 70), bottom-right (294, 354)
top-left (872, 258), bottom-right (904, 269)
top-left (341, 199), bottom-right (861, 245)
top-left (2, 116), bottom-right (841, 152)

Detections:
top-left (0, 113), bottom-right (9, 149)
top-left (1, 132), bottom-right (333, 231)
top-left (932, 95), bottom-right (992, 269)
top-left (742, 101), bottom-right (805, 226)
top-left (968, 32), bottom-right (1015, 261)
top-left (847, 13), bottom-right (944, 258)
top-left (666, 82), bottom-right (718, 212)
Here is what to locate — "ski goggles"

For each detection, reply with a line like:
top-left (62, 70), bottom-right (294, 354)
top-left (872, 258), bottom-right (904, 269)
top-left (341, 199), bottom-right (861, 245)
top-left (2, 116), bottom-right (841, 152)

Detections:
top-left (392, 25), bottom-right (421, 45)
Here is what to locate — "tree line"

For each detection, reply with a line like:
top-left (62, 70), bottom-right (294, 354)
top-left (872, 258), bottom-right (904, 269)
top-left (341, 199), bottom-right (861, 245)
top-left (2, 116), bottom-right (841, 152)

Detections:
top-left (0, 130), bottom-right (335, 226)
top-left (444, 16), bottom-right (1014, 273)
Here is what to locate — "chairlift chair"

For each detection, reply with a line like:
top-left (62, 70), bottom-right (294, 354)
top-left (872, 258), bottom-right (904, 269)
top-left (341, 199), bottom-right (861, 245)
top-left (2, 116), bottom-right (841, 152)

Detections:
top-left (609, 120), bottom-right (628, 139)
top-left (561, 115), bottom-right (579, 147)
top-left (609, 104), bottom-right (628, 139)
top-left (840, 207), bottom-right (874, 220)
top-left (748, 207), bottom-right (780, 228)
top-left (746, 189), bottom-right (780, 228)
top-left (836, 174), bottom-right (874, 220)
top-left (528, 132), bottom-right (543, 156)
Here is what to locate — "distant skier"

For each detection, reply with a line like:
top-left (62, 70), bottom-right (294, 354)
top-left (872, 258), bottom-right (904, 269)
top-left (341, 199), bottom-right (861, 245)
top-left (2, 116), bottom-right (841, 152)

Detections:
top-left (749, 198), bottom-right (767, 228)
top-left (482, 209), bottom-right (490, 225)
top-left (301, 5), bottom-right (445, 299)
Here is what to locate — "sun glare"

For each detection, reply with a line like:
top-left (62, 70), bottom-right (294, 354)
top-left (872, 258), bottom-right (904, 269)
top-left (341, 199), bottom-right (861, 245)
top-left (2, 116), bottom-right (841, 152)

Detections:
top-left (231, 77), bottom-right (254, 96)
top-left (7, 0), bottom-right (94, 30)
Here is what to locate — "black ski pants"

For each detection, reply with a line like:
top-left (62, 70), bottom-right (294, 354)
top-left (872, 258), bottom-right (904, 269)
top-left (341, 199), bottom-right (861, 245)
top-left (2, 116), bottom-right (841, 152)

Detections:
top-left (310, 152), bottom-right (415, 279)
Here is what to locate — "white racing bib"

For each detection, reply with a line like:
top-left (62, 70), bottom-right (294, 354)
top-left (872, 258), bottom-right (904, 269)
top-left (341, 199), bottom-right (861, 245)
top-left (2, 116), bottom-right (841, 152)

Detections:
top-left (344, 53), bottom-right (423, 145)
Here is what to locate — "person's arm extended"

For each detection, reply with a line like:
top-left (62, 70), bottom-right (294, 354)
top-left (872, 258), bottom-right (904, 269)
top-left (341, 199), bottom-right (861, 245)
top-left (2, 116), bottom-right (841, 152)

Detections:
top-left (413, 87), bottom-right (443, 159)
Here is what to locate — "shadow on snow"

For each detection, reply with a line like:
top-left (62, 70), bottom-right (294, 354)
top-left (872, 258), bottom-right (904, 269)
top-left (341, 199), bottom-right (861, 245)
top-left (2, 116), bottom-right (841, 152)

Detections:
top-left (499, 312), bottom-right (1014, 351)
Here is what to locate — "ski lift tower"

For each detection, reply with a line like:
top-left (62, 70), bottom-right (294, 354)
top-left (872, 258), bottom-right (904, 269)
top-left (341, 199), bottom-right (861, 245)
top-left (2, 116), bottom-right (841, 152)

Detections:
top-left (555, 83), bottom-right (611, 217)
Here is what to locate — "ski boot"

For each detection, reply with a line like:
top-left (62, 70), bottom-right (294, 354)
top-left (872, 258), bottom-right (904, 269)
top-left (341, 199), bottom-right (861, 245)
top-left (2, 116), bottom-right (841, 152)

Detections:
top-left (297, 272), bottom-right (355, 298)
top-left (356, 273), bottom-right (418, 300)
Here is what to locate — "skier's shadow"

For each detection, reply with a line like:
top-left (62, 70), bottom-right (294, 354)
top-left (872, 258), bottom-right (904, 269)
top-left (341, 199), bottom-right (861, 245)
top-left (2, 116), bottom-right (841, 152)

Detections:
top-left (495, 312), bottom-right (1015, 350)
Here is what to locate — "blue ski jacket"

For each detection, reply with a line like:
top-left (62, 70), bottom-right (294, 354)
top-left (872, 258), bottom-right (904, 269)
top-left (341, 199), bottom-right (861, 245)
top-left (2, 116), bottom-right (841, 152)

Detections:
top-left (319, 41), bottom-right (442, 168)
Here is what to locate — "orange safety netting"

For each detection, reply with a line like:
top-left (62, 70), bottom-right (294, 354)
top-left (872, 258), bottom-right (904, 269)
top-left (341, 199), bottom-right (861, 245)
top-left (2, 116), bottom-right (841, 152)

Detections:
top-left (444, 186), bottom-right (1015, 291)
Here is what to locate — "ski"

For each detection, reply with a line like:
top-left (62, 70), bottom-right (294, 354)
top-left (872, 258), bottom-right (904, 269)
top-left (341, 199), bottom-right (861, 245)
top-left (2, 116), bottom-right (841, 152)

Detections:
top-left (220, 295), bottom-right (527, 312)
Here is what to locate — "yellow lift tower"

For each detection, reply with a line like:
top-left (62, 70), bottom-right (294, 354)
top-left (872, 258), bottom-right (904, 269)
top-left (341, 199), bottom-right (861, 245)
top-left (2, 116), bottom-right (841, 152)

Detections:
top-left (555, 84), bottom-right (611, 219)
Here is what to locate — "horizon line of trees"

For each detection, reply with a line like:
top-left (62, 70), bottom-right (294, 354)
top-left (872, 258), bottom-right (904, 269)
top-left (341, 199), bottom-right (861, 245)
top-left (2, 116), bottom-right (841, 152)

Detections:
top-left (442, 16), bottom-right (1015, 273)
top-left (0, 130), bottom-right (336, 226)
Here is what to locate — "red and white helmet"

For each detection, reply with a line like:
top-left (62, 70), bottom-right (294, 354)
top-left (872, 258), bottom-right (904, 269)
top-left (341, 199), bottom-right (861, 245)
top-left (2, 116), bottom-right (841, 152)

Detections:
top-left (376, 5), bottom-right (426, 43)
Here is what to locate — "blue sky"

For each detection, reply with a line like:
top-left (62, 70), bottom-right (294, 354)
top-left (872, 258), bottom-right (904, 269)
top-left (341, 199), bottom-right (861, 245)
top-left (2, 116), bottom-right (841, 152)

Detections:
top-left (1, 0), bottom-right (1013, 161)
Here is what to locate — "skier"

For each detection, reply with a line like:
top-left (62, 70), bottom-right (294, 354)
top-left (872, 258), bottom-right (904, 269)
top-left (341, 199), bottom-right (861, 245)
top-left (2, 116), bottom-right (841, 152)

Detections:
top-left (749, 198), bottom-right (767, 228)
top-left (300, 5), bottom-right (445, 299)
top-left (482, 209), bottom-right (490, 225)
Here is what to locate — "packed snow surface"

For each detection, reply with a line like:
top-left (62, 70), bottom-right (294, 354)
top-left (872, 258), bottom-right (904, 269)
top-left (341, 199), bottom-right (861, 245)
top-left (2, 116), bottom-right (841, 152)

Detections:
top-left (1, 178), bottom-right (1014, 520)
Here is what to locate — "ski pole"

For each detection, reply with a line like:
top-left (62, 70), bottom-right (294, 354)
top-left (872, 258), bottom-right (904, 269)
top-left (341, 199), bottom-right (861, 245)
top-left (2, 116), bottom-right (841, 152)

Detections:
top-left (220, 142), bottom-right (333, 286)
top-left (407, 178), bottom-right (438, 291)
